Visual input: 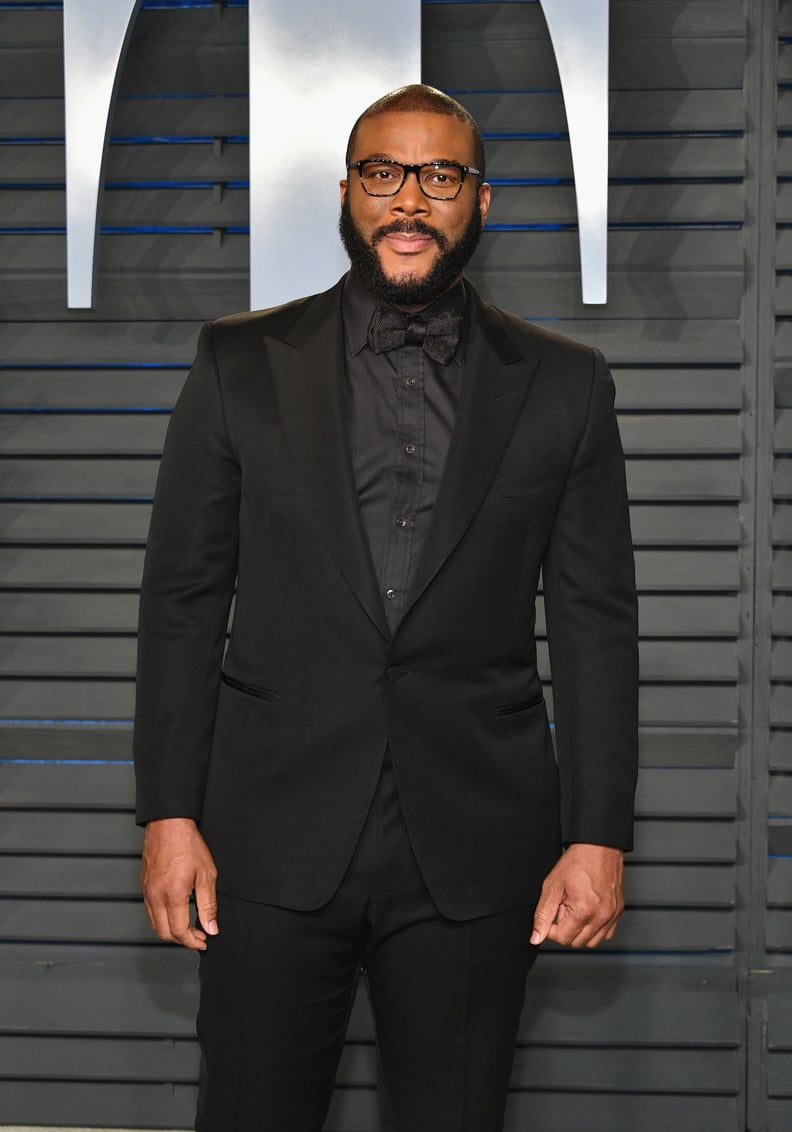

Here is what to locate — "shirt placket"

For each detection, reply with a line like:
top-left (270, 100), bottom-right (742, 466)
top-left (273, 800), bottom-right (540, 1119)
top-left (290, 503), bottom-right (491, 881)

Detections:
top-left (381, 342), bottom-right (425, 626)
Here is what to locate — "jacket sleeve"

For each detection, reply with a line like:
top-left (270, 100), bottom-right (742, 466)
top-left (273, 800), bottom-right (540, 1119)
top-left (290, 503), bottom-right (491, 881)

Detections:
top-left (541, 348), bottom-right (639, 850)
top-left (133, 322), bottom-right (240, 825)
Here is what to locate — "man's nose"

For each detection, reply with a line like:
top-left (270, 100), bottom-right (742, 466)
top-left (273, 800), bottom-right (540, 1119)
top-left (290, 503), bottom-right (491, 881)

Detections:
top-left (390, 171), bottom-right (430, 214)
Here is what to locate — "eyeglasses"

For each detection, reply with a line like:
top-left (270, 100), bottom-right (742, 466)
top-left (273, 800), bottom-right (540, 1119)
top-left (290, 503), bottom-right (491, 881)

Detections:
top-left (347, 160), bottom-right (481, 201)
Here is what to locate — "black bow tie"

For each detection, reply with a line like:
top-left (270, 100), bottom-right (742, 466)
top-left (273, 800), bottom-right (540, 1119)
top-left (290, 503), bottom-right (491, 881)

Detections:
top-left (367, 306), bottom-right (463, 366)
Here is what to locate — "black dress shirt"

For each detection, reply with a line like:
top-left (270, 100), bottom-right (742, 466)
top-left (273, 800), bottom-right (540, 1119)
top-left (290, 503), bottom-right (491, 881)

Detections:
top-left (342, 269), bottom-right (468, 632)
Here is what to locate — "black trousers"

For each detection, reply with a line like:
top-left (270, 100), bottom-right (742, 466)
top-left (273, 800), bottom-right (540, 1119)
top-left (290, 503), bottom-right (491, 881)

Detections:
top-left (196, 754), bottom-right (538, 1132)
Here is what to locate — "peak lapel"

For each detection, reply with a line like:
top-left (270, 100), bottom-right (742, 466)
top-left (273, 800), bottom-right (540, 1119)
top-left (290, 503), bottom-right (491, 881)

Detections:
top-left (265, 283), bottom-right (390, 641)
top-left (402, 292), bottom-right (539, 622)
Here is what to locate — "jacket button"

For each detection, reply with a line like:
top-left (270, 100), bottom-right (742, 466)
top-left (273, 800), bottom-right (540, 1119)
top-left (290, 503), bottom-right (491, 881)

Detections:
top-left (385, 666), bottom-right (411, 681)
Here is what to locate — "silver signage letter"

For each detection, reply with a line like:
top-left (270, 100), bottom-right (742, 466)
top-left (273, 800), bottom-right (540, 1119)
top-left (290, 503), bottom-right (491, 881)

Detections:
top-left (248, 0), bottom-right (421, 310)
top-left (541, 0), bottom-right (610, 304)
top-left (63, 0), bottom-right (142, 309)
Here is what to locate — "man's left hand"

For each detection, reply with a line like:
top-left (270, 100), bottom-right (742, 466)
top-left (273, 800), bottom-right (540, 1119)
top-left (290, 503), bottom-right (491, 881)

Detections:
top-left (530, 843), bottom-right (625, 949)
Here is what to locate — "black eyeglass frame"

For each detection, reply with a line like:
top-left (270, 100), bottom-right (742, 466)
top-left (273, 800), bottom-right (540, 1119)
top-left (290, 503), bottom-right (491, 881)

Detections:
top-left (347, 159), bottom-right (482, 200)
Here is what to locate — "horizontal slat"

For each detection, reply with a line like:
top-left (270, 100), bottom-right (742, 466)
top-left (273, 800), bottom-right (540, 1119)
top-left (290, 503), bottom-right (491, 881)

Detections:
top-left (768, 823), bottom-right (792, 856)
top-left (0, 458), bottom-right (158, 499)
top-left (1, 269), bottom-right (742, 324)
top-left (0, 138), bottom-right (745, 189)
top-left (0, 546), bottom-right (741, 591)
top-left (629, 505), bottom-right (740, 545)
top-left (0, 722), bottom-right (132, 760)
top-left (0, 856), bottom-right (735, 910)
top-left (769, 775), bottom-right (792, 818)
top-left (0, 415), bottom-right (167, 457)
top-left (0, 811), bottom-right (140, 855)
top-left (0, 503), bottom-right (151, 545)
top-left (632, 820), bottom-right (735, 863)
top-left (0, 959), bottom-right (741, 1053)
top-left (0, 548), bottom-right (143, 587)
top-left (0, 856), bottom-right (140, 899)
top-left (0, 87), bottom-right (746, 139)
top-left (0, 1032), bottom-right (198, 1082)
top-left (634, 549), bottom-right (739, 590)
top-left (0, 763), bottom-right (133, 809)
top-left (0, 1033), bottom-right (740, 1096)
top-left (0, 369), bottom-right (186, 410)
top-left (768, 858), bottom-right (792, 909)
top-left (614, 370), bottom-right (742, 412)
top-left (0, 896), bottom-right (735, 952)
top-left (425, 39), bottom-right (746, 93)
top-left (0, 1080), bottom-right (740, 1132)
top-left (638, 727), bottom-right (736, 768)
top-left (3, 183), bottom-right (745, 231)
top-left (0, 1080), bottom-right (196, 1130)
top-left (0, 504), bottom-right (742, 551)
top-left (482, 229), bottom-right (743, 273)
top-left (0, 321), bottom-right (201, 366)
top-left (0, 682), bottom-right (734, 728)
top-left (618, 416), bottom-right (740, 456)
top-left (771, 548), bottom-right (792, 588)
top-left (473, 271), bottom-right (743, 322)
top-left (769, 683), bottom-right (792, 725)
top-left (623, 863), bottom-right (734, 908)
top-left (0, 592), bottom-right (140, 631)
top-left (769, 1051), bottom-right (792, 1098)
top-left (0, 456), bottom-right (742, 503)
top-left (775, 409), bottom-right (792, 453)
top-left (767, 910), bottom-right (792, 952)
top-left (771, 640), bottom-right (792, 680)
top-left (773, 503), bottom-right (792, 543)
top-left (0, 637), bottom-right (737, 683)
top-left (634, 769), bottom-right (736, 819)
top-left (0, 762), bottom-right (736, 821)
top-left (0, 680), bottom-right (134, 719)
top-left (425, 1), bottom-right (746, 40)
top-left (770, 732), bottom-right (792, 773)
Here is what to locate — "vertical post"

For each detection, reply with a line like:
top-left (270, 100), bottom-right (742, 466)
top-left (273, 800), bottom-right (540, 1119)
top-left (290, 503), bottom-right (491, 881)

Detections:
top-left (741, 2), bottom-right (777, 1129)
top-left (63, 0), bottom-right (143, 309)
top-left (540, 0), bottom-right (609, 304)
top-left (248, 0), bottom-right (421, 311)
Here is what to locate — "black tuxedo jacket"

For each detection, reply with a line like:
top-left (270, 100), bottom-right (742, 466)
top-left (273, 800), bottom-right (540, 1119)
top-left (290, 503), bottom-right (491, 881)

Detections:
top-left (134, 276), bottom-right (638, 921)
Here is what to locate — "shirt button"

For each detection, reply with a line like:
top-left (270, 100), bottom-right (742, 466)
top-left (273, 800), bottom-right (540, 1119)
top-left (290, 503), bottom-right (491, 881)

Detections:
top-left (385, 588), bottom-right (397, 601)
top-left (406, 377), bottom-right (416, 388)
top-left (395, 516), bottom-right (407, 528)
top-left (404, 443), bottom-right (416, 456)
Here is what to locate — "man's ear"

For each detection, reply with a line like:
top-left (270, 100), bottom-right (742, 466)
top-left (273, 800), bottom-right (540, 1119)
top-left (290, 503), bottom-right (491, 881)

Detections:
top-left (340, 179), bottom-right (348, 206)
top-left (478, 182), bottom-right (491, 224)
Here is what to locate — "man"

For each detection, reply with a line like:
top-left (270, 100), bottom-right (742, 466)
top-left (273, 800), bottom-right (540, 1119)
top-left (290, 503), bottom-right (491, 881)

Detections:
top-left (134, 84), bottom-right (638, 1132)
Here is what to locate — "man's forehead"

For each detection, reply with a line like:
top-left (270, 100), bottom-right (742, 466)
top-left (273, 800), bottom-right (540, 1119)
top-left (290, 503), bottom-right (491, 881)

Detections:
top-left (351, 111), bottom-right (476, 160)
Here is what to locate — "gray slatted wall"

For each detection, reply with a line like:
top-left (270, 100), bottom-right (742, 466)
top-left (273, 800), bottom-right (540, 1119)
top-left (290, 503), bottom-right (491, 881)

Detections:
top-left (0, 0), bottom-right (785, 1129)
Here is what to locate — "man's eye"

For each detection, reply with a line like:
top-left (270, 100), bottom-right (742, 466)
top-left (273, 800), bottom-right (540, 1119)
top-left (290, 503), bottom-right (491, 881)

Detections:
top-left (365, 165), bottom-right (400, 181)
top-left (424, 166), bottom-right (460, 186)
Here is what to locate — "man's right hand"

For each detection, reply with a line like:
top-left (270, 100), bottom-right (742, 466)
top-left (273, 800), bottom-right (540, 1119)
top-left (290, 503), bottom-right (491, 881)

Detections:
top-left (140, 817), bottom-right (219, 951)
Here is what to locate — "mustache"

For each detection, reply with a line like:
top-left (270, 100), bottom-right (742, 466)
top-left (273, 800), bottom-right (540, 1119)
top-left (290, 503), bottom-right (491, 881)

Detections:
top-left (371, 219), bottom-right (449, 251)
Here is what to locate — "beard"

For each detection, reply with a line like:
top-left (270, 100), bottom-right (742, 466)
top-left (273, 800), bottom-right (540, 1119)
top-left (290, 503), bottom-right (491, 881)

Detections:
top-left (338, 195), bottom-right (483, 307)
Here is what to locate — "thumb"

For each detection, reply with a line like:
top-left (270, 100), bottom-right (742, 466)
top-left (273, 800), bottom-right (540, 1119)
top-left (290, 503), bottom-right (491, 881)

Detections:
top-left (196, 875), bottom-right (219, 936)
top-left (531, 880), bottom-right (563, 946)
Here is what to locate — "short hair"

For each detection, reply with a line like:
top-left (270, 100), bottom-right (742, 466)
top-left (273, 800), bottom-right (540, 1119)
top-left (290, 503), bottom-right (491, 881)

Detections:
top-left (345, 84), bottom-right (486, 180)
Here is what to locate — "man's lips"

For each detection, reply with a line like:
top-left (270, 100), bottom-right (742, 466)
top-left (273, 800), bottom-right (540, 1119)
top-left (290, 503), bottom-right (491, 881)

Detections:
top-left (382, 231), bottom-right (435, 254)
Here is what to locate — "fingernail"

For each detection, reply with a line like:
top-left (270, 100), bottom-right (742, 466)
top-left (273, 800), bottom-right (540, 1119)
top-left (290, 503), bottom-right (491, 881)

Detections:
top-left (207, 920), bottom-right (219, 935)
top-left (530, 930), bottom-right (541, 945)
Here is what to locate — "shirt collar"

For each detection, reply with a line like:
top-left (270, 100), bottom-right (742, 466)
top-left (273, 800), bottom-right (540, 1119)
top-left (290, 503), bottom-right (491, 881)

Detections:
top-left (342, 267), bottom-right (468, 358)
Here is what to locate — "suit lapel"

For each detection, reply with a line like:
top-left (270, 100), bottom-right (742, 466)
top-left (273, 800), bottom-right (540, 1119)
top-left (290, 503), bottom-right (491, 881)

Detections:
top-left (401, 289), bottom-right (539, 621)
top-left (265, 281), bottom-right (391, 641)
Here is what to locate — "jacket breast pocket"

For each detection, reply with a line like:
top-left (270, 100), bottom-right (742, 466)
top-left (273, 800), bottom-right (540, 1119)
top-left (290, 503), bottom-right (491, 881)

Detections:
top-left (220, 671), bottom-right (281, 702)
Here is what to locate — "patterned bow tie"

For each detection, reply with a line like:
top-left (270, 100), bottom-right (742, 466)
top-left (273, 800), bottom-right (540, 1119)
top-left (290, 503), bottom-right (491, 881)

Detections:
top-left (367, 306), bottom-right (463, 366)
